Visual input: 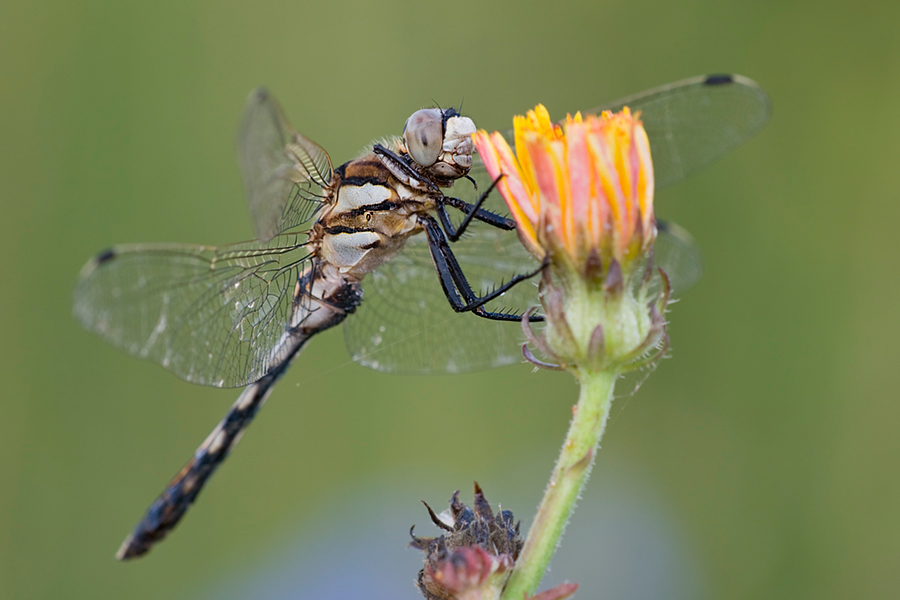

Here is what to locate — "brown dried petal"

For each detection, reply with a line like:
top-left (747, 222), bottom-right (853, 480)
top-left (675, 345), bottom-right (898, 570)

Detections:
top-left (413, 485), bottom-right (523, 600)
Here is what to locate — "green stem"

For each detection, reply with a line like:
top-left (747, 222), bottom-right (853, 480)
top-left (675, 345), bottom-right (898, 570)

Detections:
top-left (500, 369), bottom-right (617, 600)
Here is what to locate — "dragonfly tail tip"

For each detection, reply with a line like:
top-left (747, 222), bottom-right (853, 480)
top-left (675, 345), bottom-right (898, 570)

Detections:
top-left (115, 534), bottom-right (145, 561)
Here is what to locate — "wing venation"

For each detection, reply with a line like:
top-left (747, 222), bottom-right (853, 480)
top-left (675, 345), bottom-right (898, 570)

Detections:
top-left (239, 89), bottom-right (333, 242)
top-left (73, 235), bottom-right (312, 387)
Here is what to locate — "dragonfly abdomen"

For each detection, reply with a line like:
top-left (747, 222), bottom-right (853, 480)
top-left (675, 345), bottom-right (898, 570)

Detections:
top-left (116, 264), bottom-right (362, 559)
top-left (116, 336), bottom-right (308, 560)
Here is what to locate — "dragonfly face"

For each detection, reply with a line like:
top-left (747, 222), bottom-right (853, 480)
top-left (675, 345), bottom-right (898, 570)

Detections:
top-left (73, 74), bottom-right (770, 559)
top-left (402, 107), bottom-right (477, 181)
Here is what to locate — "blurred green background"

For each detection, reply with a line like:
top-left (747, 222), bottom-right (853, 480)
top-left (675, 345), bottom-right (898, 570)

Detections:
top-left (3, 0), bottom-right (899, 598)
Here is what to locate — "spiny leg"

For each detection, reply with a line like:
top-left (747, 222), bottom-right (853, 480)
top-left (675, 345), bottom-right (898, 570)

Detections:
top-left (419, 214), bottom-right (544, 322)
top-left (373, 141), bottom-right (513, 238)
top-left (372, 143), bottom-right (439, 192)
top-left (437, 176), bottom-right (514, 241)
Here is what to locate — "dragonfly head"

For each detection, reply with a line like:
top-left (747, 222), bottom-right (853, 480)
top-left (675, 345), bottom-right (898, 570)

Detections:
top-left (403, 108), bottom-right (476, 185)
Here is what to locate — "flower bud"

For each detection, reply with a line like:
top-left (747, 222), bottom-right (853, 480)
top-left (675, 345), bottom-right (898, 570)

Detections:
top-left (474, 106), bottom-right (671, 373)
top-left (410, 483), bottom-right (522, 600)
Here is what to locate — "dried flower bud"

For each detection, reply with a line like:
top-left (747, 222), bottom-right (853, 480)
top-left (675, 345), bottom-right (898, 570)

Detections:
top-left (411, 483), bottom-right (523, 600)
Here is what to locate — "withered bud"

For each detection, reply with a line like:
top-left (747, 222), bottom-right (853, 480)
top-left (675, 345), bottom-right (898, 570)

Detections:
top-left (411, 483), bottom-right (523, 600)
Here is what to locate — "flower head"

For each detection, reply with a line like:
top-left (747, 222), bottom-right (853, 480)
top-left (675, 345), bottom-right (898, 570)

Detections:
top-left (474, 106), bottom-right (667, 373)
top-left (474, 105), bottom-right (656, 278)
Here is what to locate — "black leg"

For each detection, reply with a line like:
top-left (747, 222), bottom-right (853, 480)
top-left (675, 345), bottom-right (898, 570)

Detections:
top-left (374, 143), bottom-right (514, 237)
top-left (372, 144), bottom-right (440, 192)
top-left (419, 215), bottom-right (544, 322)
top-left (438, 176), bottom-right (515, 241)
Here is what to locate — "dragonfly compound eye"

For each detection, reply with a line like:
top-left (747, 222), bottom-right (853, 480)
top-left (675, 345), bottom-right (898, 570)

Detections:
top-left (403, 108), bottom-right (444, 167)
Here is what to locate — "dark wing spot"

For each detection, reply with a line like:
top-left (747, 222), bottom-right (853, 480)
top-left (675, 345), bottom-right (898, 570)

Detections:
top-left (704, 74), bottom-right (734, 86)
top-left (95, 248), bottom-right (116, 265)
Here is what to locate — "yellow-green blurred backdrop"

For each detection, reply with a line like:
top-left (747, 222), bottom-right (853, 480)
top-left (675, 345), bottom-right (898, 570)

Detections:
top-left (2, 1), bottom-right (899, 598)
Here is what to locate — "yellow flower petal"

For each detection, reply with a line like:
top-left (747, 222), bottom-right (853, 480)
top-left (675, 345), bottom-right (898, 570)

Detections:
top-left (474, 104), bottom-right (654, 272)
top-left (471, 130), bottom-right (542, 258)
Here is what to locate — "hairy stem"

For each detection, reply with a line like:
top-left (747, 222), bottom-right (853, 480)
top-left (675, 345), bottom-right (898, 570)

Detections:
top-left (500, 369), bottom-right (616, 600)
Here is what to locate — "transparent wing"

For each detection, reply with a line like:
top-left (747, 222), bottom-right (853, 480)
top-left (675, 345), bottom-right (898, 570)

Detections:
top-left (343, 216), bottom-right (700, 375)
top-left (73, 234), bottom-right (312, 388)
top-left (446, 74), bottom-right (764, 304)
top-left (239, 88), bottom-right (334, 242)
top-left (589, 74), bottom-right (771, 188)
top-left (654, 220), bottom-right (702, 294)
top-left (466, 74), bottom-right (770, 193)
top-left (343, 220), bottom-right (541, 374)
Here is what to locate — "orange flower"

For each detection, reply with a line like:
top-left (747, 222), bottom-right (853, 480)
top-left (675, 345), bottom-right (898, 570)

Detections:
top-left (473, 105), bottom-right (656, 275)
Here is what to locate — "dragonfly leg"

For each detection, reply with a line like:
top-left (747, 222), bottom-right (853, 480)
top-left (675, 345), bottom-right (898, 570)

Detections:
top-left (420, 214), bottom-right (544, 322)
top-left (115, 341), bottom-right (306, 560)
top-left (439, 176), bottom-right (515, 241)
top-left (373, 142), bottom-right (513, 238)
top-left (372, 143), bottom-right (440, 192)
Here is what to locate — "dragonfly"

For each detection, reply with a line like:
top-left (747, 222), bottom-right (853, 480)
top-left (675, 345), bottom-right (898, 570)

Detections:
top-left (73, 73), bottom-right (770, 560)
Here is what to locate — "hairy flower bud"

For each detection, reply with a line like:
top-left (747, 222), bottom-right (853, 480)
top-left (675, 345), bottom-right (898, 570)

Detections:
top-left (474, 105), bottom-right (669, 374)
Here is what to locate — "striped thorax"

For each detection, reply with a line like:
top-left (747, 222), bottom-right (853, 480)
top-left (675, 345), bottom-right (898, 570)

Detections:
top-left (312, 108), bottom-right (476, 280)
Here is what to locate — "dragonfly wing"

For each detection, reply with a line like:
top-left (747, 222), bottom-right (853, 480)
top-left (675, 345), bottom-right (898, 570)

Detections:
top-left (344, 222), bottom-right (541, 374)
top-left (462, 74), bottom-right (770, 194)
top-left (343, 218), bottom-right (701, 375)
top-left (73, 234), bottom-right (312, 388)
top-left (587, 74), bottom-right (771, 189)
top-left (444, 74), bottom-right (766, 302)
top-left (239, 89), bottom-right (333, 242)
top-left (655, 220), bottom-right (703, 294)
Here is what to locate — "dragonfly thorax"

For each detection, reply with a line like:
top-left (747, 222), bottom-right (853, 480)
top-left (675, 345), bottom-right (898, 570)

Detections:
top-left (314, 155), bottom-right (438, 279)
top-left (313, 111), bottom-right (478, 280)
